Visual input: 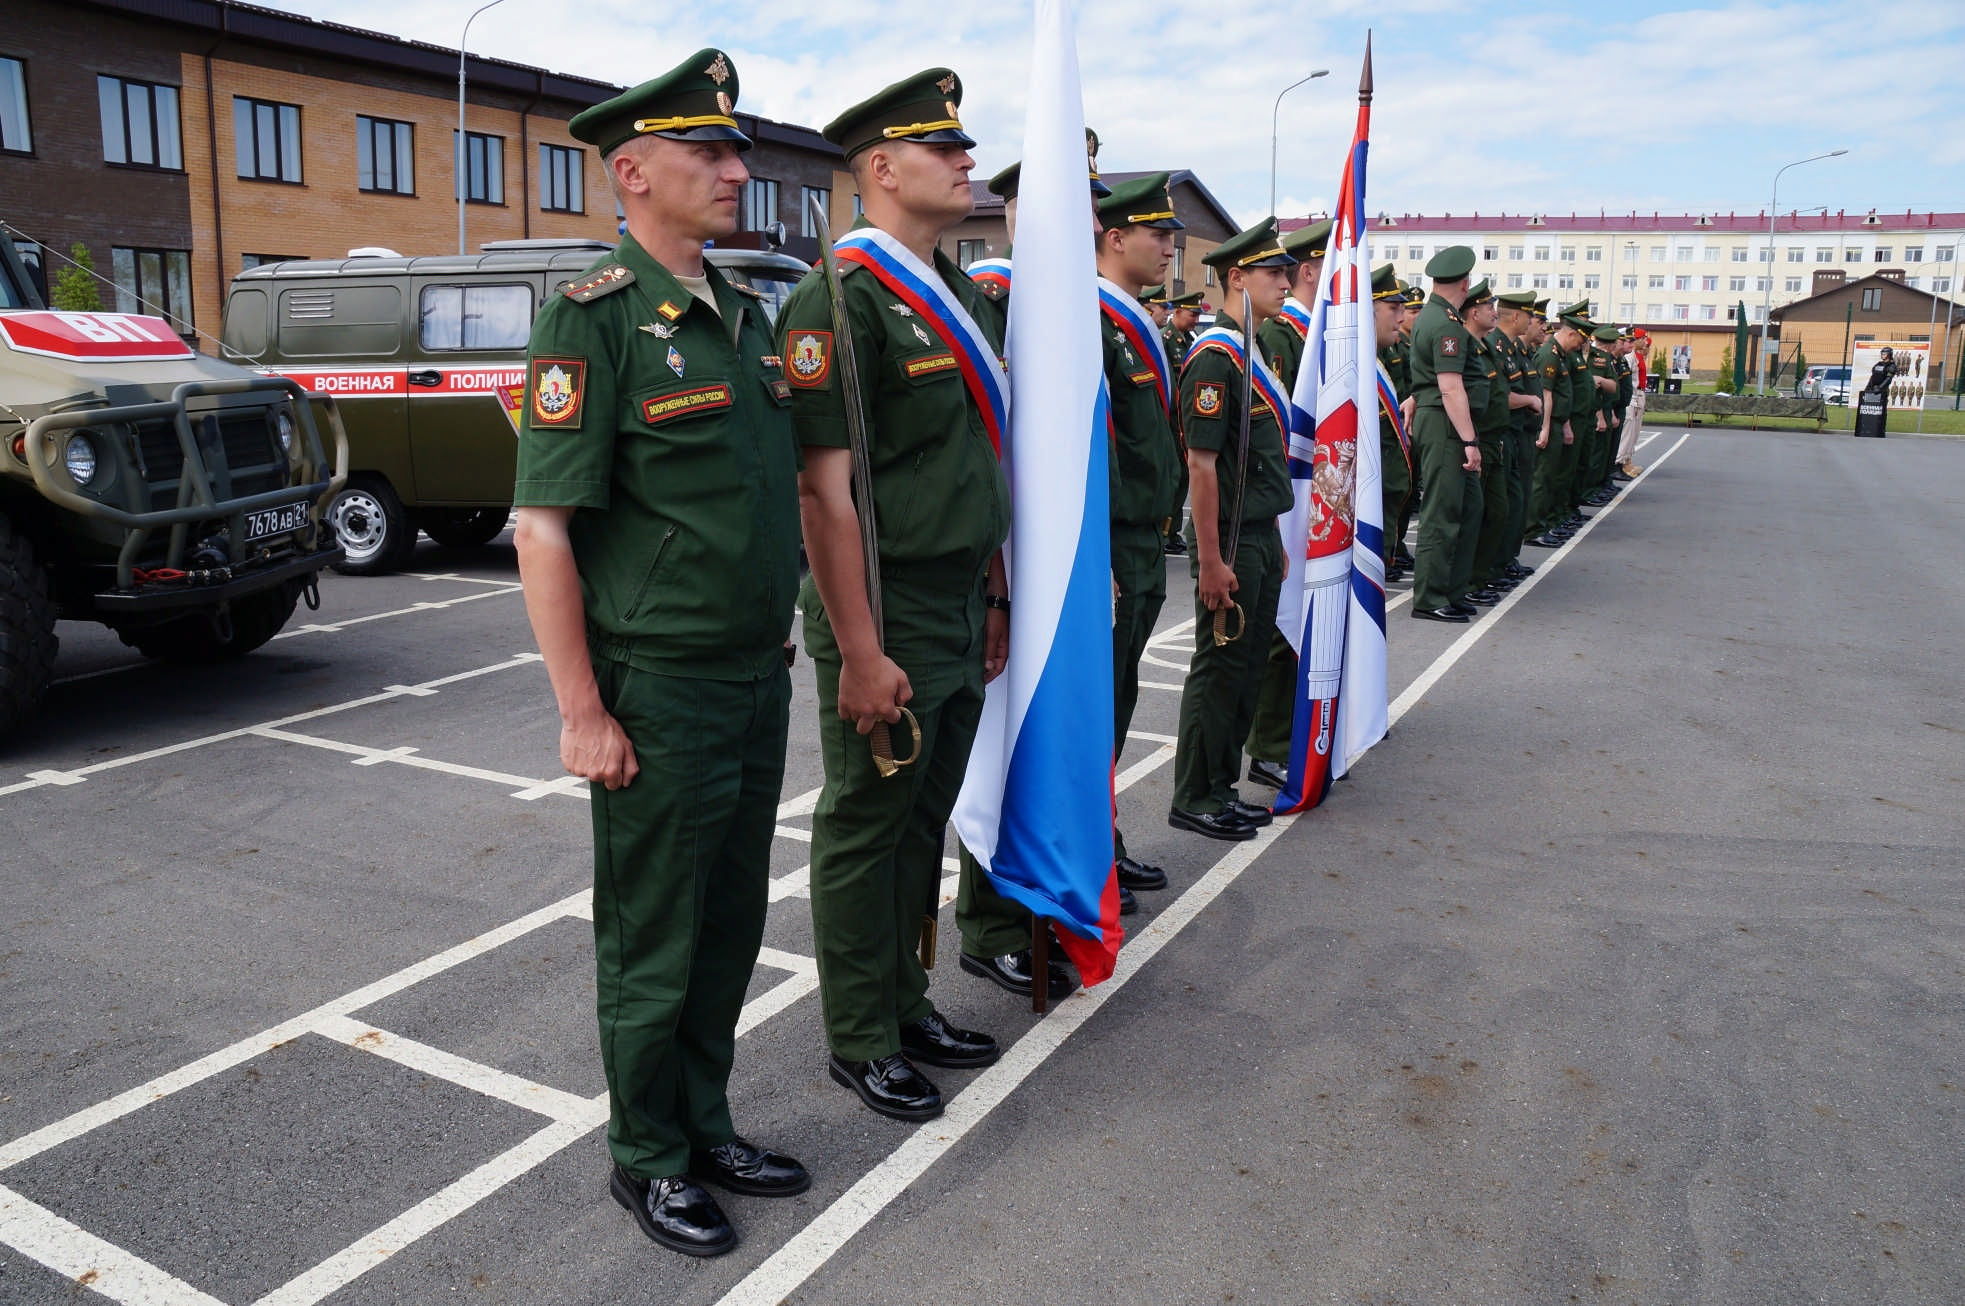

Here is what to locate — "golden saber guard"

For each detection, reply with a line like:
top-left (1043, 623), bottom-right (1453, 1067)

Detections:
top-left (1211, 282), bottom-right (1257, 647)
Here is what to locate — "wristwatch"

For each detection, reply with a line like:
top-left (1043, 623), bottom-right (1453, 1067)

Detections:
top-left (984, 594), bottom-right (1011, 613)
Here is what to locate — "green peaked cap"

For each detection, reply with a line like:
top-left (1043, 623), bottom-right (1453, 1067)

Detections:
top-left (825, 68), bottom-right (976, 160)
top-left (569, 48), bottom-right (751, 156)
top-left (1096, 172), bottom-right (1183, 229)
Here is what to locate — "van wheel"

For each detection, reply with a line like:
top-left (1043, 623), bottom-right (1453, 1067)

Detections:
top-left (118, 585), bottom-right (300, 663)
top-left (0, 514), bottom-right (60, 738)
top-left (327, 475), bottom-right (414, 575)
top-left (419, 506), bottom-right (510, 549)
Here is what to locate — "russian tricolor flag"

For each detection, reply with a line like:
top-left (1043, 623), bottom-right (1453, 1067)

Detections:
top-left (1272, 41), bottom-right (1390, 815)
top-left (951, 0), bottom-right (1122, 984)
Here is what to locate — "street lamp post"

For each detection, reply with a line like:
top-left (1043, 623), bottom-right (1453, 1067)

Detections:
top-left (1269, 69), bottom-right (1329, 218)
top-left (1624, 241), bottom-right (1637, 323)
top-left (1758, 147), bottom-right (1847, 393)
top-left (457, 0), bottom-right (509, 256)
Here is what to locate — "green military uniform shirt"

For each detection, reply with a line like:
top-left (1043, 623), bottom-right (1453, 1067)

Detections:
top-left (1535, 338), bottom-right (1574, 424)
top-left (776, 224), bottom-right (1010, 599)
top-left (1407, 293), bottom-right (1471, 409)
top-left (1163, 323), bottom-right (1195, 368)
top-left (1177, 313), bottom-right (1293, 531)
top-left (514, 234), bottom-right (801, 682)
top-left (1256, 308), bottom-right (1309, 392)
top-left (1567, 344), bottom-right (1595, 421)
top-left (1103, 307), bottom-right (1184, 526)
top-left (1470, 331), bottom-right (1511, 435)
top-left (1383, 331), bottom-right (1411, 398)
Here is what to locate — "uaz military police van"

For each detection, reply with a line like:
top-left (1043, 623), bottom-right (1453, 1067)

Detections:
top-left (221, 238), bottom-right (812, 574)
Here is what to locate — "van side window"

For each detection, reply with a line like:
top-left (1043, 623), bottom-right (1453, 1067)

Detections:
top-left (419, 283), bottom-right (532, 351)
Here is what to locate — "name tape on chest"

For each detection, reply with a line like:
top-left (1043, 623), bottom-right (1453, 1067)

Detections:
top-left (643, 383), bottom-right (733, 425)
top-left (903, 351), bottom-right (957, 380)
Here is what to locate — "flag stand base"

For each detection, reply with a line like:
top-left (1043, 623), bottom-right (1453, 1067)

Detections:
top-left (1031, 917), bottom-right (1051, 1014)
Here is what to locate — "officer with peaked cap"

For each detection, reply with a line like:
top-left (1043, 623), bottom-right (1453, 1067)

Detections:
top-left (513, 49), bottom-right (808, 1258)
top-left (1369, 263), bottom-right (1416, 574)
top-left (778, 68), bottom-right (1010, 1124)
top-left (1406, 245), bottom-right (1484, 622)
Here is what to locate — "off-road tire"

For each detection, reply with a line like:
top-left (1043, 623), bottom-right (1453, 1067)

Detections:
top-left (118, 584), bottom-right (299, 663)
top-left (418, 506), bottom-right (509, 549)
top-left (327, 474), bottom-right (415, 575)
top-left (0, 514), bottom-right (60, 738)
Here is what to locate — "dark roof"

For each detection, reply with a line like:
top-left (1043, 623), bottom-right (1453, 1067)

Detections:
top-left (969, 168), bottom-right (1238, 233)
top-left (80, 0), bottom-right (837, 150)
top-left (1282, 210), bottom-right (1965, 236)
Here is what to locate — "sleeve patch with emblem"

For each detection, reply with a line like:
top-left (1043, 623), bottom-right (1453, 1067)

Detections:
top-left (1193, 382), bottom-right (1224, 417)
top-left (643, 384), bottom-right (733, 424)
top-left (787, 331), bottom-right (833, 388)
top-left (529, 357), bottom-right (586, 428)
top-left (1440, 336), bottom-right (1459, 357)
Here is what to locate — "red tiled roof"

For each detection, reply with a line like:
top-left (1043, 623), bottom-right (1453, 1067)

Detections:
top-left (1281, 211), bottom-right (1965, 236)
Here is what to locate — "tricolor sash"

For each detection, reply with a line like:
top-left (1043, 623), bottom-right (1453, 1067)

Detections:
top-left (1186, 325), bottom-right (1291, 434)
top-left (835, 228), bottom-right (1012, 450)
top-left (1096, 277), bottom-right (1173, 414)
top-left (967, 256), bottom-right (1013, 299)
top-left (1278, 299), bottom-right (1313, 339)
top-left (1376, 358), bottom-right (1411, 470)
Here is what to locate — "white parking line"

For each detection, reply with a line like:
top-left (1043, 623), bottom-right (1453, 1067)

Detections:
top-left (0, 1185), bottom-right (226, 1306)
top-left (271, 583), bottom-right (521, 639)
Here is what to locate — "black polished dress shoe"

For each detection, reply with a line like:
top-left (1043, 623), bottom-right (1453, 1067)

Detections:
top-left (1523, 534), bottom-right (1561, 548)
top-left (1115, 855), bottom-right (1167, 890)
top-left (901, 1009), bottom-right (1003, 1066)
top-left (828, 1052), bottom-right (943, 1120)
top-left (1507, 563), bottom-right (1535, 577)
top-left (1463, 588), bottom-right (1503, 606)
top-left (1118, 883), bottom-right (1139, 916)
top-left (1447, 601), bottom-right (1477, 617)
top-left (1223, 797), bottom-right (1273, 827)
top-left (691, 1138), bottom-right (811, 1197)
top-left (1245, 757), bottom-right (1290, 790)
top-left (1413, 606), bottom-right (1471, 623)
top-left (960, 950), bottom-right (1073, 1004)
top-left (610, 1167), bottom-right (736, 1257)
top-left (1167, 806), bottom-right (1257, 841)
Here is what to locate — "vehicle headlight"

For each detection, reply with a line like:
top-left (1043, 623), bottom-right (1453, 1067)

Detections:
top-left (275, 411), bottom-right (296, 454)
top-left (64, 433), bottom-right (98, 486)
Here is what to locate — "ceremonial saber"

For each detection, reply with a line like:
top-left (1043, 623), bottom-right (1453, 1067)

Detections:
top-left (1212, 283), bottom-right (1256, 646)
top-left (806, 193), bottom-right (922, 781)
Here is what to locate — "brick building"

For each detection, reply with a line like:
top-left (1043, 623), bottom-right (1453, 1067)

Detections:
top-left (1772, 270), bottom-right (1964, 392)
top-left (0, 0), bottom-right (843, 345)
top-left (943, 169), bottom-right (1240, 301)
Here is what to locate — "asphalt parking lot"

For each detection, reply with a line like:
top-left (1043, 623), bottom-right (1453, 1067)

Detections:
top-left (2, 425), bottom-right (1961, 1305)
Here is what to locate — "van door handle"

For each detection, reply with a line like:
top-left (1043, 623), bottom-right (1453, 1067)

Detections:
top-left (408, 370), bottom-right (443, 387)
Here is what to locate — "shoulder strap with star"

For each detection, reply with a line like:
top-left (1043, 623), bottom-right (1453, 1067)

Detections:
top-left (563, 263), bottom-right (636, 303)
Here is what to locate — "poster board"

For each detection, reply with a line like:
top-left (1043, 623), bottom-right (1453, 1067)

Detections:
top-left (1853, 342), bottom-right (1930, 410)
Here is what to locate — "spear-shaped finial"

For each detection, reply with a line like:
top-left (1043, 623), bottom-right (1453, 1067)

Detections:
top-left (1361, 32), bottom-right (1374, 102)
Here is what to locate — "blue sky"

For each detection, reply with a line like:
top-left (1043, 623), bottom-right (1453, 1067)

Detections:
top-left (296, 0), bottom-right (1965, 228)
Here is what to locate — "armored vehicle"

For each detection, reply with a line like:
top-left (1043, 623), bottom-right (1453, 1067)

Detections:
top-left (0, 236), bottom-right (346, 737)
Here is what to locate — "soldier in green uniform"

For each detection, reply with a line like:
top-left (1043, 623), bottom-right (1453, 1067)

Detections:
top-left (1491, 291), bottom-right (1544, 583)
top-left (1525, 312), bottom-right (1583, 548)
top-left (955, 155), bottom-right (1140, 1004)
top-left (511, 52), bottom-right (809, 1259)
top-left (1372, 265), bottom-right (1415, 577)
top-left (1244, 218), bottom-right (1330, 789)
top-left (1389, 282), bottom-right (1425, 573)
top-left (1145, 286), bottom-right (1172, 329)
top-left (777, 69), bottom-right (1009, 1123)
top-left (1167, 219), bottom-right (1295, 839)
top-left (1462, 279), bottom-right (1515, 604)
top-left (1560, 304), bottom-right (1598, 528)
top-left (1163, 291), bottom-right (1204, 366)
top-left (1585, 324), bottom-right (1625, 502)
top-left (1407, 246), bottom-right (1484, 623)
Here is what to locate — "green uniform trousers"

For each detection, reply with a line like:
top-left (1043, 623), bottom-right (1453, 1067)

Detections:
top-left (804, 587), bottom-right (984, 1063)
top-left (590, 656), bottom-right (788, 1180)
top-left (1111, 522), bottom-right (1169, 861)
top-left (1411, 408), bottom-right (1484, 610)
top-left (1564, 414), bottom-right (1593, 512)
top-left (1381, 426), bottom-right (1413, 566)
top-left (1504, 424), bottom-right (1537, 567)
top-left (1172, 526), bottom-right (1283, 814)
top-left (1470, 429), bottom-right (1512, 588)
top-left (1527, 424), bottom-right (1566, 538)
top-left (1245, 630), bottom-right (1297, 765)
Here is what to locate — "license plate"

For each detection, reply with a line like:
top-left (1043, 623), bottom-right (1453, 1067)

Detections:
top-left (243, 501), bottom-right (312, 543)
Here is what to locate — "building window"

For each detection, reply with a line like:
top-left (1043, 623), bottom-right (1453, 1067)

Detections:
top-left (1936, 245), bottom-right (1955, 262)
top-left (1531, 274), bottom-right (1547, 289)
top-left (1172, 245), bottom-right (1185, 284)
top-left (1649, 245), bottom-right (1665, 261)
top-left (741, 177), bottom-right (779, 232)
top-left (1935, 276), bottom-right (1953, 293)
top-left (418, 283), bottom-right (533, 350)
top-left (1675, 245), bottom-right (1694, 260)
top-left (1674, 275), bottom-right (1690, 291)
top-left (1845, 248), bottom-right (1862, 261)
top-left (1853, 333), bottom-right (1875, 342)
top-left (1755, 277), bottom-right (1770, 291)
top-left (0, 56), bottom-right (30, 154)
top-left (241, 253), bottom-right (301, 270)
top-left (1751, 305), bottom-right (1765, 322)
top-left (1620, 275), bottom-right (1636, 290)
top-left (1587, 301), bottom-right (1600, 318)
top-left (1704, 247), bottom-right (1721, 262)
top-left (1786, 247), bottom-right (1804, 262)
top-left (1696, 304), bottom-right (1715, 320)
top-left (357, 116), bottom-right (413, 195)
top-left (1906, 276), bottom-right (1921, 290)
top-left (1757, 246), bottom-right (1773, 262)
top-left (1533, 246), bottom-right (1550, 261)
top-left (110, 245), bottom-right (192, 332)
top-left (1729, 276), bottom-right (1746, 291)
top-left (1671, 304), bottom-right (1689, 320)
top-left (539, 143), bottom-right (583, 213)
top-left (1726, 306), bottom-right (1737, 321)
top-left (1406, 245), bottom-right (1423, 261)
top-left (1585, 246), bottom-right (1602, 262)
top-left (1874, 246), bottom-right (1891, 262)
top-left (800, 185), bottom-right (830, 237)
top-left (851, 193), bottom-right (865, 218)
top-left (233, 97), bottom-right (301, 183)
top-left (1860, 287), bottom-right (1883, 311)
top-left (98, 75), bottom-right (181, 170)
top-left (1817, 247), bottom-right (1834, 262)
top-left (1648, 275), bottom-right (1665, 290)
top-left (1645, 303), bottom-right (1662, 318)
top-left (1904, 246), bottom-right (1923, 263)
top-left (1481, 245), bottom-right (1497, 261)
top-left (1559, 245), bottom-right (1575, 261)
top-left (1556, 273), bottom-right (1574, 289)
top-left (1583, 274), bottom-right (1600, 291)
top-left (1784, 276), bottom-right (1802, 293)
top-left (1701, 276), bottom-right (1718, 291)
top-left (455, 131), bottom-right (504, 204)
top-left (956, 239), bottom-right (985, 270)
top-left (1506, 273), bottom-right (1523, 289)
top-left (1507, 245), bottom-right (1523, 261)
top-left (1731, 247), bottom-right (1748, 262)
